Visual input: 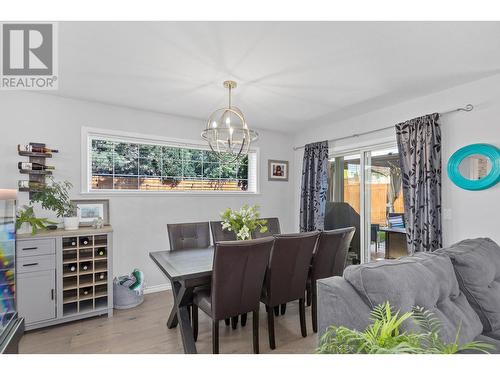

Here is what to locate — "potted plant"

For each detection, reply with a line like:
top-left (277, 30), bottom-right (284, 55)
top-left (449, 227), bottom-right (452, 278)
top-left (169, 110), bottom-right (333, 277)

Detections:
top-left (317, 301), bottom-right (493, 354)
top-left (16, 205), bottom-right (56, 235)
top-left (30, 178), bottom-right (79, 230)
top-left (220, 204), bottom-right (268, 240)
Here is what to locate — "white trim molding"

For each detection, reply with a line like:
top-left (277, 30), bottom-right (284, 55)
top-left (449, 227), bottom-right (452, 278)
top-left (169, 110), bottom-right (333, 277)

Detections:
top-left (144, 282), bottom-right (172, 295)
top-left (81, 126), bottom-right (260, 196)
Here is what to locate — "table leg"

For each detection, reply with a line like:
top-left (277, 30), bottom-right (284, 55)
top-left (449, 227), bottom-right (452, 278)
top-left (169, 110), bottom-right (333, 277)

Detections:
top-left (172, 281), bottom-right (197, 354)
top-left (385, 232), bottom-right (391, 259)
top-left (167, 305), bottom-right (178, 329)
top-left (166, 282), bottom-right (179, 328)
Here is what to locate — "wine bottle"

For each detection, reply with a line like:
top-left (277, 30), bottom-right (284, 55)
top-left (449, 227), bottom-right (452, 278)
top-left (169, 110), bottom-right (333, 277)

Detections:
top-left (97, 248), bottom-right (105, 257)
top-left (18, 162), bottom-right (55, 171)
top-left (81, 263), bottom-right (89, 271)
top-left (69, 264), bottom-right (76, 272)
top-left (82, 288), bottom-right (89, 296)
top-left (98, 273), bottom-right (105, 280)
top-left (19, 144), bottom-right (59, 154)
top-left (18, 180), bottom-right (45, 189)
top-left (71, 238), bottom-right (77, 246)
top-left (80, 237), bottom-right (90, 246)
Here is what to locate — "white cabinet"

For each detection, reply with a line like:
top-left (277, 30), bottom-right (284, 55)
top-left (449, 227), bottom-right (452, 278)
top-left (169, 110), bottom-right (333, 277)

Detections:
top-left (16, 227), bottom-right (113, 330)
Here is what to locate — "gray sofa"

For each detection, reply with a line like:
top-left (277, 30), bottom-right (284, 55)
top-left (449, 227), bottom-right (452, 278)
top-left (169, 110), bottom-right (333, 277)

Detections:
top-left (317, 238), bottom-right (500, 353)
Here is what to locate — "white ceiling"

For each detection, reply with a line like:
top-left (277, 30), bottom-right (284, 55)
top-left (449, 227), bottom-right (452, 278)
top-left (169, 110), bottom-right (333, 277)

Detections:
top-left (54, 21), bottom-right (500, 133)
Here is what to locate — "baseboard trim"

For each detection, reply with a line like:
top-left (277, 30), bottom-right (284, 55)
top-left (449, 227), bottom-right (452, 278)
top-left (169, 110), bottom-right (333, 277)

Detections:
top-left (144, 283), bottom-right (172, 294)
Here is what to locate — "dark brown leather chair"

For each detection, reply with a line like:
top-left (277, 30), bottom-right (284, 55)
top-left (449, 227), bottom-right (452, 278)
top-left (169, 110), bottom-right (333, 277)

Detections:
top-left (166, 222), bottom-right (210, 335)
top-left (192, 237), bottom-right (274, 354)
top-left (167, 222), bottom-right (210, 250)
top-left (324, 202), bottom-right (360, 261)
top-left (210, 220), bottom-right (237, 243)
top-left (252, 217), bottom-right (281, 239)
top-left (306, 227), bottom-right (355, 332)
top-left (261, 231), bottom-right (319, 349)
top-left (251, 217), bottom-right (287, 316)
top-left (209, 220), bottom-right (239, 327)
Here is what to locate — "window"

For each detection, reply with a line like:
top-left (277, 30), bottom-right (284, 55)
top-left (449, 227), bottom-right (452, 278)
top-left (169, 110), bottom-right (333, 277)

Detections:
top-left (84, 129), bottom-right (258, 193)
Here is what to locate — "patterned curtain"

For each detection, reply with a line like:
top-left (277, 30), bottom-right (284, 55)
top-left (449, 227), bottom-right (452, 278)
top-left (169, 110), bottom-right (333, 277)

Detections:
top-left (396, 113), bottom-right (442, 254)
top-left (300, 141), bottom-right (329, 232)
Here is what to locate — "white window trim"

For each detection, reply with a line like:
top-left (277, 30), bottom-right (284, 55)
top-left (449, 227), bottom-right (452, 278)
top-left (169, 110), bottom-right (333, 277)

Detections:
top-left (328, 137), bottom-right (399, 265)
top-left (328, 136), bottom-right (397, 159)
top-left (81, 126), bottom-right (260, 196)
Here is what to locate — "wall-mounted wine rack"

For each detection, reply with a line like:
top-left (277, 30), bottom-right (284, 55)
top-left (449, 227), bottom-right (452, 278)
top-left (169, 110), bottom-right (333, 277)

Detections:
top-left (18, 142), bottom-right (54, 199)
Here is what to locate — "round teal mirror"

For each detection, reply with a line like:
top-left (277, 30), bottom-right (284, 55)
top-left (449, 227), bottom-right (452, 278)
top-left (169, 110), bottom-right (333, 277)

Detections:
top-left (447, 143), bottom-right (500, 191)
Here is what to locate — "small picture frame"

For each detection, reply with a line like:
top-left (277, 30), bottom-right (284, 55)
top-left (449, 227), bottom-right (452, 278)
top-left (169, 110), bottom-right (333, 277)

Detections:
top-left (71, 199), bottom-right (110, 227)
top-left (268, 160), bottom-right (289, 181)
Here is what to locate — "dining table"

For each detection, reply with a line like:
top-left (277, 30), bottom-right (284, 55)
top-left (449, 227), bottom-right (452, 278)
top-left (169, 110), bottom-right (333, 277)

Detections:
top-left (149, 247), bottom-right (214, 354)
top-left (378, 226), bottom-right (408, 259)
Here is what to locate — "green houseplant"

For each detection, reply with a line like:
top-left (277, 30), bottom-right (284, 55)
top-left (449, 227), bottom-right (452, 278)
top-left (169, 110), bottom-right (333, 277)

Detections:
top-left (29, 178), bottom-right (78, 230)
top-left (317, 302), bottom-right (493, 354)
top-left (16, 205), bottom-right (56, 235)
top-left (220, 204), bottom-right (268, 240)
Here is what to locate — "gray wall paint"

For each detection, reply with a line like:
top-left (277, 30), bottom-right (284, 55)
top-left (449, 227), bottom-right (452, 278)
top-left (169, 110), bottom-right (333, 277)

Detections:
top-left (1, 92), bottom-right (295, 290)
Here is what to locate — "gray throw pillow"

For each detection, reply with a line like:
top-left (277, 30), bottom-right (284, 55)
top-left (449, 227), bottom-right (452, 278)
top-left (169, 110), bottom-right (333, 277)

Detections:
top-left (438, 238), bottom-right (500, 332)
top-left (343, 252), bottom-right (483, 345)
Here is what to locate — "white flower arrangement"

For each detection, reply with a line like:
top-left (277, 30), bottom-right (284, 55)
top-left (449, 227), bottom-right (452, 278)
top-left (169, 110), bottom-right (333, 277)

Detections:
top-left (220, 204), bottom-right (268, 241)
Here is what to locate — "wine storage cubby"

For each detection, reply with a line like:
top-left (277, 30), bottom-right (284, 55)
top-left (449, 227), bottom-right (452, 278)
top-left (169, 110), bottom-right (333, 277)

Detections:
top-left (62, 233), bottom-right (110, 316)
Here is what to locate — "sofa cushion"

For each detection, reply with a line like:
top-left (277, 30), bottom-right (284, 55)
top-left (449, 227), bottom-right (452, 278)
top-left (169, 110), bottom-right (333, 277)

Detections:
top-left (466, 335), bottom-right (500, 354)
top-left (437, 238), bottom-right (500, 332)
top-left (343, 252), bottom-right (483, 345)
top-left (317, 277), bottom-right (372, 337)
top-left (484, 329), bottom-right (500, 341)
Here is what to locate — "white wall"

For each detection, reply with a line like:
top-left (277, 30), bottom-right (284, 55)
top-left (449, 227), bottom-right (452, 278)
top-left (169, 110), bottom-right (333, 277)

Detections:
top-left (293, 74), bottom-right (500, 246)
top-left (0, 92), bottom-right (295, 291)
top-left (3, 72), bottom-right (499, 290)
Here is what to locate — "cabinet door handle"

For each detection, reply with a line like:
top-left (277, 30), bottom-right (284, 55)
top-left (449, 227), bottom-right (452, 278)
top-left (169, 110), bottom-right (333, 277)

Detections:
top-left (22, 262), bottom-right (39, 267)
top-left (51, 289), bottom-right (54, 300)
top-left (22, 247), bottom-right (38, 251)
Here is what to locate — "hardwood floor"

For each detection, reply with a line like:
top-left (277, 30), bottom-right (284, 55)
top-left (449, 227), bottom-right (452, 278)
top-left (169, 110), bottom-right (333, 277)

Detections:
top-left (19, 291), bottom-right (318, 354)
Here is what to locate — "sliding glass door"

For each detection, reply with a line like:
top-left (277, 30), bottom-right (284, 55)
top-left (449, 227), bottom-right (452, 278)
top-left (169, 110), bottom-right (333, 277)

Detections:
top-left (327, 143), bottom-right (405, 264)
top-left (364, 147), bottom-right (405, 262)
top-left (327, 153), bottom-right (362, 264)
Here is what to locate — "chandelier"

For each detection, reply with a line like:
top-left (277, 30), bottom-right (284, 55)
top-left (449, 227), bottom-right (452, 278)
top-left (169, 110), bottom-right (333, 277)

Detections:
top-left (202, 80), bottom-right (258, 162)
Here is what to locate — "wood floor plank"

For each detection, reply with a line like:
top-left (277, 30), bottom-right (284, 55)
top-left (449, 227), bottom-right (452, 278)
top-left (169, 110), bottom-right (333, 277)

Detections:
top-left (19, 291), bottom-right (318, 354)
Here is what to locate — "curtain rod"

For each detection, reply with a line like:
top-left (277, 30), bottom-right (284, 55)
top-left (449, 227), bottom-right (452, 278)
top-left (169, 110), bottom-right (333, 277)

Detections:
top-left (292, 104), bottom-right (474, 151)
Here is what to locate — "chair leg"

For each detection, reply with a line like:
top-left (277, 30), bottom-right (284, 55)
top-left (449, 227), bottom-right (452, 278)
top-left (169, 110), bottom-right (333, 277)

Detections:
top-left (311, 282), bottom-right (318, 333)
top-left (252, 309), bottom-right (259, 354)
top-left (299, 298), bottom-right (307, 337)
top-left (212, 320), bottom-right (219, 354)
top-left (231, 315), bottom-right (239, 329)
top-left (273, 306), bottom-right (280, 316)
top-left (267, 306), bottom-right (276, 350)
top-left (192, 305), bottom-right (198, 341)
top-left (241, 313), bottom-right (248, 327)
top-left (224, 318), bottom-right (230, 326)
top-left (187, 305), bottom-right (191, 323)
top-left (306, 283), bottom-right (312, 306)
top-left (280, 304), bottom-right (286, 315)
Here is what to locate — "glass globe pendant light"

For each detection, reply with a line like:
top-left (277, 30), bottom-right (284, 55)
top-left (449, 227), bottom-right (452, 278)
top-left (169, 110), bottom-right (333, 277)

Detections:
top-left (202, 80), bottom-right (258, 162)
